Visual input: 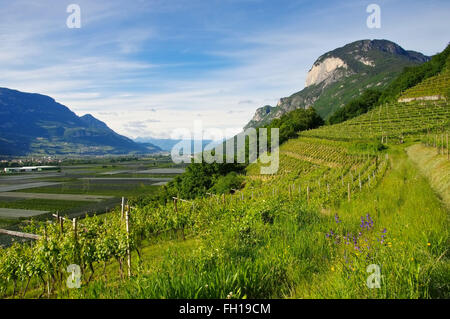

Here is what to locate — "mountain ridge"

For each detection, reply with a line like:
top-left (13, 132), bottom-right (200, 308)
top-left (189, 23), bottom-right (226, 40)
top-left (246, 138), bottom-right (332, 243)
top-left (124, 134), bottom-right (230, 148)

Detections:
top-left (244, 39), bottom-right (430, 129)
top-left (0, 87), bottom-right (161, 156)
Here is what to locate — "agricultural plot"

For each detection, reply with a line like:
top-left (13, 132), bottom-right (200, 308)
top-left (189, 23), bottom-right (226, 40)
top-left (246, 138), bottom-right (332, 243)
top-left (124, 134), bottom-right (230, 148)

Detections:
top-left (301, 100), bottom-right (449, 141)
top-left (0, 198), bottom-right (92, 214)
top-left (15, 177), bottom-right (164, 197)
top-left (0, 173), bottom-right (63, 181)
top-left (79, 177), bottom-right (172, 181)
top-left (399, 64), bottom-right (450, 100)
top-left (0, 208), bottom-right (48, 219)
top-left (99, 170), bottom-right (130, 175)
top-left (0, 182), bottom-right (62, 192)
top-left (137, 168), bottom-right (186, 174)
top-left (0, 192), bottom-right (113, 202)
top-left (0, 158), bottom-right (183, 248)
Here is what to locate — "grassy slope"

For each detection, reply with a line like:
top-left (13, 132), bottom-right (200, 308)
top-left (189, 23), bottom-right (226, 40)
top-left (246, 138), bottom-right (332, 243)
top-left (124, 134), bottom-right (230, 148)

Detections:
top-left (406, 144), bottom-right (450, 209)
top-left (291, 144), bottom-right (449, 298)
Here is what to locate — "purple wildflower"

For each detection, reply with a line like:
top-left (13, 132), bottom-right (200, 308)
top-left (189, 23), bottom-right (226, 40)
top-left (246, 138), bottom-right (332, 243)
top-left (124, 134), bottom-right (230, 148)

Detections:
top-left (334, 214), bottom-right (341, 224)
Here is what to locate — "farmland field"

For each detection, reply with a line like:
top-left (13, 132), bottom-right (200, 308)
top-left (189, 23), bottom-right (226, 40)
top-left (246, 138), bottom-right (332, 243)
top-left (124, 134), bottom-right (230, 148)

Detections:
top-left (0, 155), bottom-right (185, 247)
top-left (0, 208), bottom-right (49, 218)
top-left (0, 199), bottom-right (89, 215)
top-left (20, 179), bottom-right (163, 196)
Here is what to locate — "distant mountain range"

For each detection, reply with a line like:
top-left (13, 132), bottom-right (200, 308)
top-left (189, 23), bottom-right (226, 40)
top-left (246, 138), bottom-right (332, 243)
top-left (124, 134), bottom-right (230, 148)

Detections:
top-left (134, 137), bottom-right (220, 153)
top-left (0, 88), bottom-right (161, 156)
top-left (244, 39), bottom-right (430, 129)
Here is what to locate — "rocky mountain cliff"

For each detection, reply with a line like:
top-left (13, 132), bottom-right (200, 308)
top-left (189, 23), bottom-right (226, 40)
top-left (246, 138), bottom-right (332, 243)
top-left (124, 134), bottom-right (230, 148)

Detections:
top-left (0, 88), bottom-right (161, 156)
top-left (244, 39), bottom-right (429, 129)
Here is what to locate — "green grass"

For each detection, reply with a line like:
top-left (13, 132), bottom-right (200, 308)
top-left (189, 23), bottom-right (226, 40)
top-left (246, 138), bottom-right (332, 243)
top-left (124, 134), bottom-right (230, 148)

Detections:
top-left (0, 218), bottom-right (17, 229)
top-left (406, 144), bottom-right (450, 210)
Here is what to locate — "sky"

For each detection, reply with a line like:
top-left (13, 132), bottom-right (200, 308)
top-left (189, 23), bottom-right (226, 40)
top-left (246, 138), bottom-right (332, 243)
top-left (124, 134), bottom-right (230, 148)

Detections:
top-left (0, 0), bottom-right (449, 139)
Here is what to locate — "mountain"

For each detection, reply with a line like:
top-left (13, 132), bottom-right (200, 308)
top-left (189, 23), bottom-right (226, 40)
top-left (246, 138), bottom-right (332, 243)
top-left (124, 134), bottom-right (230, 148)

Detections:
top-left (244, 39), bottom-right (430, 129)
top-left (0, 88), bottom-right (161, 156)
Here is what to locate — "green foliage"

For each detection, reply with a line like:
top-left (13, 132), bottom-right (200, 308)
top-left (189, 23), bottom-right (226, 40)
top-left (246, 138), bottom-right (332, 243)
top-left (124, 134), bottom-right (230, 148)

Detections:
top-left (261, 107), bottom-right (324, 145)
top-left (380, 44), bottom-right (450, 102)
top-left (348, 141), bottom-right (387, 153)
top-left (210, 172), bottom-right (244, 195)
top-left (327, 89), bottom-right (382, 125)
top-left (151, 160), bottom-right (246, 202)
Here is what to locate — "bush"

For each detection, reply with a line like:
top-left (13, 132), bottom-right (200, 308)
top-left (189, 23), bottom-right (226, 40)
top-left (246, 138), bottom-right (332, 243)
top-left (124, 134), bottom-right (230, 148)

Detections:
top-left (210, 172), bottom-right (244, 194)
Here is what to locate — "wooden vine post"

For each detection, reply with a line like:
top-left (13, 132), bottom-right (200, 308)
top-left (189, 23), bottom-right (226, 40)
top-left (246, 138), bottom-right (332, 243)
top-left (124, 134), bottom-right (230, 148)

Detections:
top-left (72, 218), bottom-right (77, 241)
top-left (447, 133), bottom-right (449, 160)
top-left (173, 197), bottom-right (178, 213)
top-left (72, 217), bottom-right (79, 266)
top-left (347, 183), bottom-right (351, 202)
top-left (125, 207), bottom-right (131, 278)
top-left (306, 185), bottom-right (310, 203)
top-left (121, 197), bottom-right (125, 219)
top-left (55, 212), bottom-right (64, 234)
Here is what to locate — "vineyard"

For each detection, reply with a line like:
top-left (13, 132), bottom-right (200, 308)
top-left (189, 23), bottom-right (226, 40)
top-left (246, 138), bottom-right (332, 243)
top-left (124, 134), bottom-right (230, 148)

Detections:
top-left (300, 100), bottom-right (449, 141)
top-left (0, 71), bottom-right (449, 299)
top-left (399, 62), bottom-right (450, 101)
top-left (0, 151), bottom-right (392, 298)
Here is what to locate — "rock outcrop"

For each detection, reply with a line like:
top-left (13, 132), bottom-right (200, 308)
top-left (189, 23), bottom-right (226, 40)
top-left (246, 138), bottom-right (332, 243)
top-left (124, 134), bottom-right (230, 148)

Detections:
top-left (305, 57), bottom-right (348, 87)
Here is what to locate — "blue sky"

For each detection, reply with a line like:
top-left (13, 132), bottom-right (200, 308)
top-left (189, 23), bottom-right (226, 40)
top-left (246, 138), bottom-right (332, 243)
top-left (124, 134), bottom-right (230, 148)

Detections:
top-left (0, 0), bottom-right (449, 139)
